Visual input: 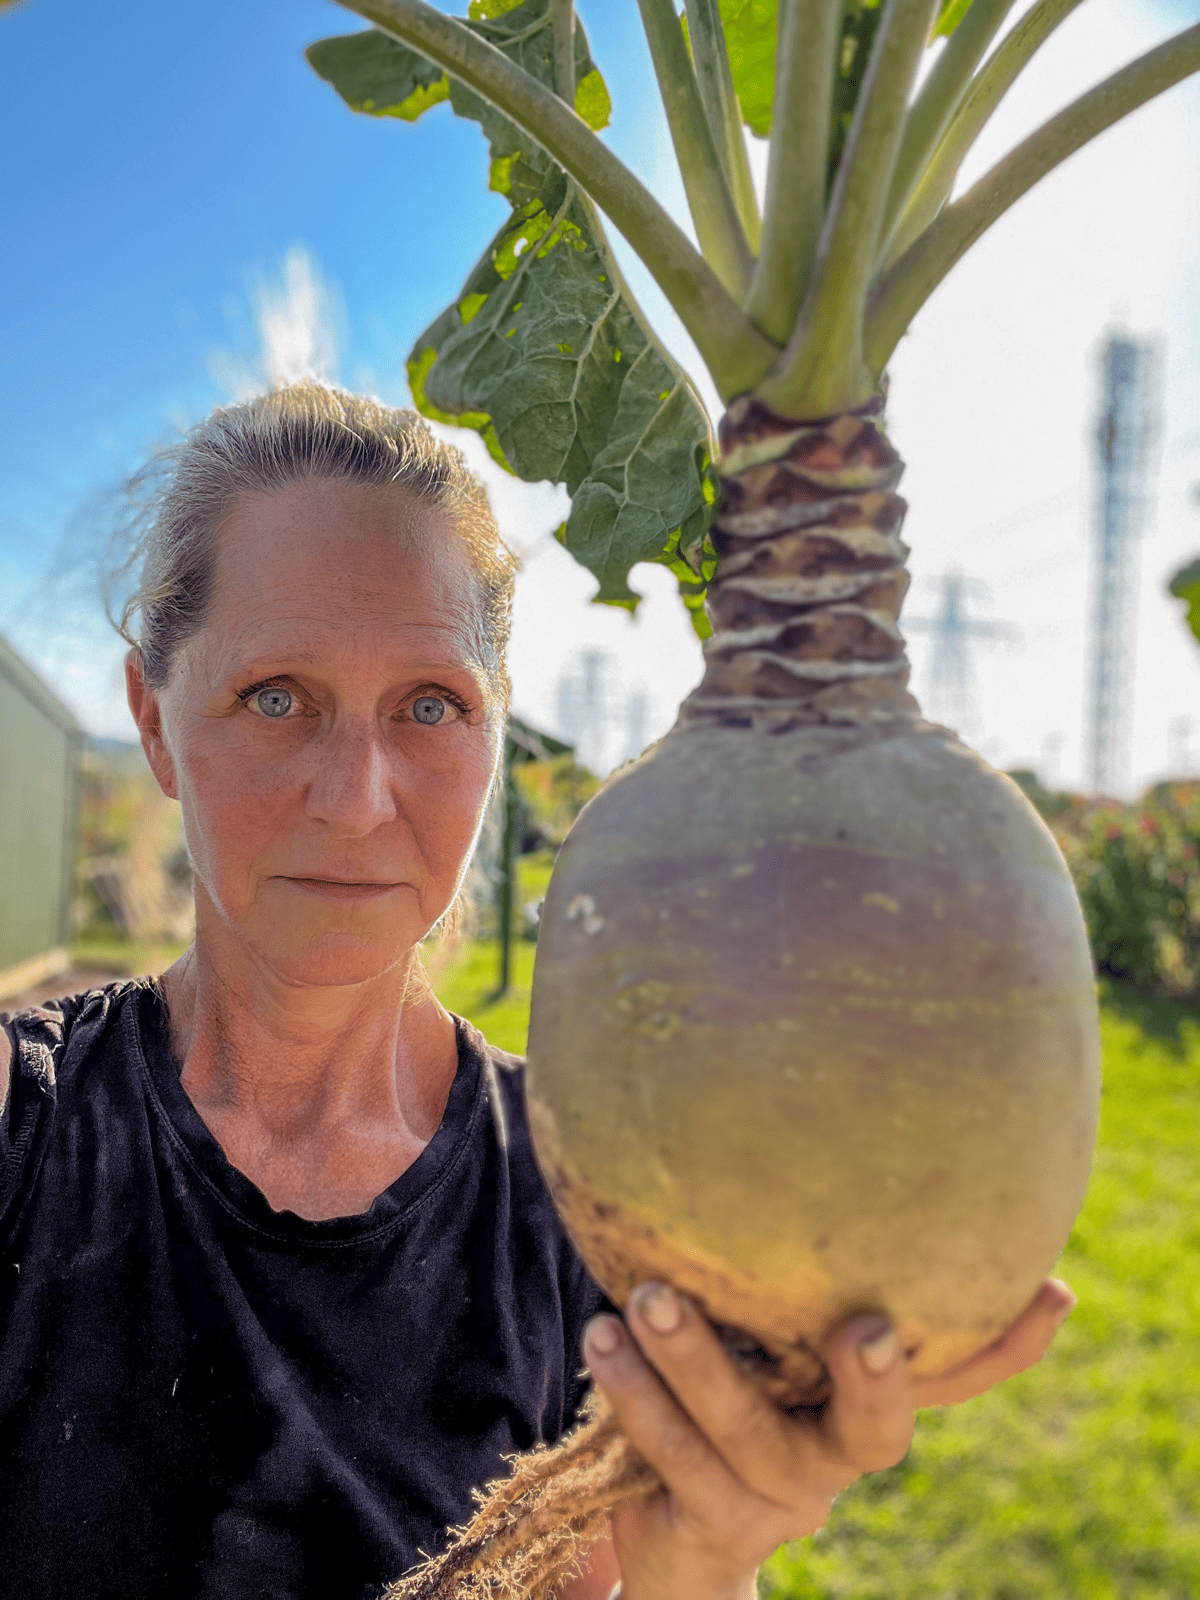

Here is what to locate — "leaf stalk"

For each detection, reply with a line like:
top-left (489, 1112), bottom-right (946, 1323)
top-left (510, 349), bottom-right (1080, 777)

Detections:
top-left (865, 21), bottom-right (1200, 374)
top-left (682, 0), bottom-right (763, 251)
top-left (745, 0), bottom-right (843, 346)
top-left (548, 0), bottom-right (574, 103)
top-left (880, 0), bottom-right (1018, 248)
top-left (882, 0), bottom-right (1087, 269)
top-left (760, 0), bottom-right (942, 418)
top-left (333, 0), bottom-right (779, 396)
top-left (636, 0), bottom-right (755, 300)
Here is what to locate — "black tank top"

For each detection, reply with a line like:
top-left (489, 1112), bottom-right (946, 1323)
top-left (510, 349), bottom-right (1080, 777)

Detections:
top-left (0, 981), bottom-right (604, 1600)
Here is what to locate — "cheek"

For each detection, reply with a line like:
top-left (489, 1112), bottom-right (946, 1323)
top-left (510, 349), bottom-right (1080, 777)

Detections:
top-left (173, 733), bottom-right (300, 882)
top-left (406, 735), bottom-right (498, 859)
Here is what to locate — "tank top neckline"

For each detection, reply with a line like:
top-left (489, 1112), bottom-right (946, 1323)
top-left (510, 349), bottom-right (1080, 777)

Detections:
top-left (130, 982), bottom-right (487, 1247)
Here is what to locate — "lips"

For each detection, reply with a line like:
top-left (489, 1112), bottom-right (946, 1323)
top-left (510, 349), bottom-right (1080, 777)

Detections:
top-left (280, 876), bottom-right (406, 901)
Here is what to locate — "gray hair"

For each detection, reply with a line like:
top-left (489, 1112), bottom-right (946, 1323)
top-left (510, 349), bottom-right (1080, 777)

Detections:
top-left (114, 381), bottom-right (517, 696)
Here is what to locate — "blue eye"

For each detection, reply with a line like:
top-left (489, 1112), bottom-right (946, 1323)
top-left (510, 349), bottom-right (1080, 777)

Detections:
top-left (412, 696), bottom-right (447, 725)
top-left (254, 687), bottom-right (293, 719)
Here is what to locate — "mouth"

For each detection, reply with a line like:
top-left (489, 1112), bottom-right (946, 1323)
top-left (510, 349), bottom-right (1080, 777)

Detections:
top-left (280, 877), bottom-right (406, 902)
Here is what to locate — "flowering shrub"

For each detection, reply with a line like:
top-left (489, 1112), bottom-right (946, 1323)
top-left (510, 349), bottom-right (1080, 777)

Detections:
top-left (1009, 773), bottom-right (1200, 997)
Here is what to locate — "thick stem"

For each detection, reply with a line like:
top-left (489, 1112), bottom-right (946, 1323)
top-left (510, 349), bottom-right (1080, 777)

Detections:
top-left (881, 0), bottom-right (1088, 271)
top-left (637, 0), bottom-right (754, 300)
top-left (682, 398), bottom-right (919, 730)
top-left (745, 0), bottom-right (843, 346)
top-left (682, 0), bottom-right (763, 251)
top-left (879, 0), bottom-right (1019, 252)
top-left (757, 0), bottom-right (942, 419)
top-left (334, 0), bottom-right (779, 397)
top-left (865, 21), bottom-right (1200, 375)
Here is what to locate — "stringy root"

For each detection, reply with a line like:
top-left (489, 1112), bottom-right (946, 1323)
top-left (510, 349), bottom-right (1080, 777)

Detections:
top-left (383, 1394), bottom-right (660, 1600)
top-left (383, 1318), bottom-right (828, 1600)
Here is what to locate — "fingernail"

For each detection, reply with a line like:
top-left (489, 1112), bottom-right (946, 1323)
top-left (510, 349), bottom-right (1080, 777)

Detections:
top-left (1050, 1290), bottom-right (1077, 1325)
top-left (634, 1282), bottom-right (683, 1335)
top-left (583, 1315), bottom-right (622, 1359)
top-left (858, 1320), bottom-right (899, 1375)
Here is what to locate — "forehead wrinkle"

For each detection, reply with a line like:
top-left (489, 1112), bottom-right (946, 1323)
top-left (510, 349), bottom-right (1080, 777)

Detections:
top-left (198, 483), bottom-right (496, 695)
top-left (206, 610), bottom-right (486, 688)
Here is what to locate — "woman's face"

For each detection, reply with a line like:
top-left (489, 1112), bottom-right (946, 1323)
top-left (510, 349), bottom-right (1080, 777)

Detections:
top-left (130, 477), bottom-right (501, 989)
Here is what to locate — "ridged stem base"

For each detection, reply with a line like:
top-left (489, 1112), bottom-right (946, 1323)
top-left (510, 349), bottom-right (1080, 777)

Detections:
top-left (683, 393), bottom-right (920, 731)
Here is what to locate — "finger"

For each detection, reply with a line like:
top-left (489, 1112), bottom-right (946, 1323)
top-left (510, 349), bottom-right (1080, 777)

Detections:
top-left (818, 1315), bottom-right (916, 1479)
top-left (913, 1279), bottom-right (1076, 1408)
top-left (582, 1312), bottom-right (751, 1529)
top-left (624, 1282), bottom-right (810, 1508)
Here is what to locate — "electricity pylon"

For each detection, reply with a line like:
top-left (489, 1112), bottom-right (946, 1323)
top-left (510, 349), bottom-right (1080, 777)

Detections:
top-left (905, 568), bottom-right (1018, 733)
top-left (1085, 332), bottom-right (1161, 795)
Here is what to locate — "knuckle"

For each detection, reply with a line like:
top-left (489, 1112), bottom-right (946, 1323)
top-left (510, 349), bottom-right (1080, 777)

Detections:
top-left (657, 1419), bottom-right (714, 1481)
top-left (713, 1392), bottom-right (786, 1463)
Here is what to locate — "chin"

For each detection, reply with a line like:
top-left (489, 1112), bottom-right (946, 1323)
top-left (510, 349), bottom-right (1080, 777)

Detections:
top-left (257, 930), bottom-right (422, 990)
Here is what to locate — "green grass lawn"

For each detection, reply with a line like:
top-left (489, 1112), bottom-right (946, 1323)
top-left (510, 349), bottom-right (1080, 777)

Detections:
top-left (70, 932), bottom-right (191, 979)
top-left (429, 935), bottom-right (536, 1056)
top-left (442, 964), bottom-right (1200, 1598)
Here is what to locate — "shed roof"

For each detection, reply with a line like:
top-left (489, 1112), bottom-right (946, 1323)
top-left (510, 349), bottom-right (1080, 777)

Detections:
top-left (0, 635), bottom-right (83, 738)
top-left (505, 713), bottom-right (574, 765)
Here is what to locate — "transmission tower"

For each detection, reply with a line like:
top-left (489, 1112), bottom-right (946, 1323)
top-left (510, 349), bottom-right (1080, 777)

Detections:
top-left (1085, 333), bottom-right (1160, 794)
top-left (555, 647), bottom-right (612, 772)
top-left (905, 569), bottom-right (1017, 732)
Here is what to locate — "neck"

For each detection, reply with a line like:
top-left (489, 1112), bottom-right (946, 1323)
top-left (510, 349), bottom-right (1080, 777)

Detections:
top-left (158, 902), bottom-right (460, 1220)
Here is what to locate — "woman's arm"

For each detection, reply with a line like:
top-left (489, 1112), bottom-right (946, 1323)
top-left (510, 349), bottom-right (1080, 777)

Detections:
top-left (559, 1279), bottom-right (1074, 1600)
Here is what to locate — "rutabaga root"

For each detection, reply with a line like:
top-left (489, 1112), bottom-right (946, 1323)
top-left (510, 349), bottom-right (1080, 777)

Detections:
top-left (382, 1394), bottom-right (660, 1600)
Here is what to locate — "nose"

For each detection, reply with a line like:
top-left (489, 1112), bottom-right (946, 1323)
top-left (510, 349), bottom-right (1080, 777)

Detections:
top-left (304, 718), bottom-right (398, 836)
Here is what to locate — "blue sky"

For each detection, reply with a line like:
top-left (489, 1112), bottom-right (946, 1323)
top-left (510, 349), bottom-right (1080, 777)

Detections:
top-left (3, 0), bottom-right (1200, 793)
top-left (2, 0), bottom-right (515, 549)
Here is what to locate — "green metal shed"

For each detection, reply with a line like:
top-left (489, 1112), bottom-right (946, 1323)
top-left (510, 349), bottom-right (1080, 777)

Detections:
top-left (0, 636), bottom-right (81, 999)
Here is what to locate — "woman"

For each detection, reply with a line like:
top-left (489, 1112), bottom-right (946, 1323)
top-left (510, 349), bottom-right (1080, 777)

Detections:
top-left (0, 384), bottom-right (1073, 1600)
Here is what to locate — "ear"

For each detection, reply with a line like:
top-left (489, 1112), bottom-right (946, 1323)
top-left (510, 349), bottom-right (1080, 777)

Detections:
top-left (126, 649), bottom-right (179, 801)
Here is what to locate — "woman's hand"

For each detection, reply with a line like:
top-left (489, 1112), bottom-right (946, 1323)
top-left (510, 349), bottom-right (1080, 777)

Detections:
top-left (580, 1278), bottom-right (1075, 1600)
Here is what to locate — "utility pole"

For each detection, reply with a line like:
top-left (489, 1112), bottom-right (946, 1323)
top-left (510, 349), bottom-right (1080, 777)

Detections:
top-left (905, 569), bottom-right (1017, 733)
top-left (492, 716), bottom-right (572, 998)
top-left (1085, 333), bottom-right (1160, 795)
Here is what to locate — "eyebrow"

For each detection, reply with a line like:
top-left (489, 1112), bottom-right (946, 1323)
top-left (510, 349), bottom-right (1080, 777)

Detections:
top-left (222, 652), bottom-right (487, 683)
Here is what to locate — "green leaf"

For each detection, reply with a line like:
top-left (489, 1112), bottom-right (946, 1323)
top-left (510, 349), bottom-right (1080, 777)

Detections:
top-left (310, 0), bottom-right (713, 616)
top-left (574, 67), bottom-right (612, 132)
top-left (1169, 557), bottom-right (1200, 646)
top-left (717, 0), bottom-right (778, 138)
top-left (306, 28), bottom-right (447, 118)
top-left (307, 0), bottom-right (609, 132)
top-left (468, 0), bottom-right (528, 16)
top-left (408, 171), bottom-right (716, 612)
top-left (930, 0), bottom-right (974, 41)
